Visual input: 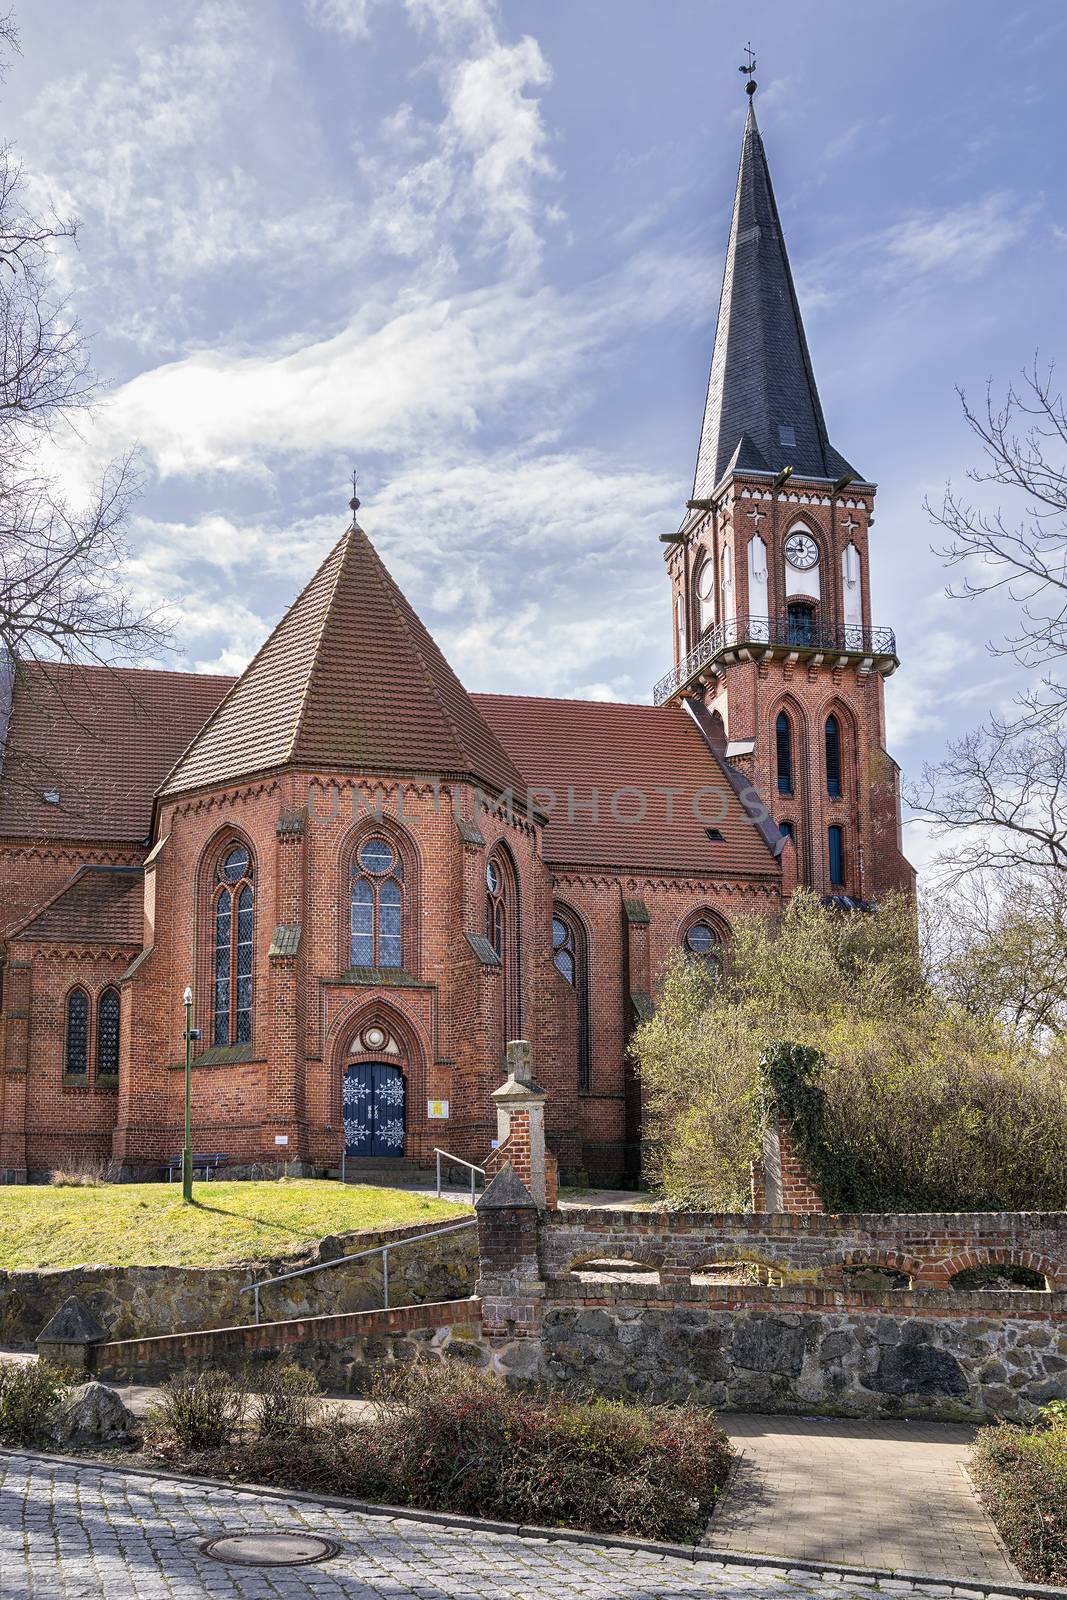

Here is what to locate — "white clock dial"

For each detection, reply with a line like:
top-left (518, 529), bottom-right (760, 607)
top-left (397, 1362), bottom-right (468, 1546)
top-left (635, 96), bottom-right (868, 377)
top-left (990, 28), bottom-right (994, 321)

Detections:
top-left (785, 532), bottom-right (819, 571)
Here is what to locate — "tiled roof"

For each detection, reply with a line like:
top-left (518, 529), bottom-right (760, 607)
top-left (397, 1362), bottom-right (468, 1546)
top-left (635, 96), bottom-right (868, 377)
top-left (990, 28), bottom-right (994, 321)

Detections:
top-left (472, 693), bottom-right (780, 877)
top-left (162, 525), bottom-right (528, 800)
top-left (692, 98), bottom-right (858, 498)
top-left (0, 663), bottom-right (233, 842)
top-left (12, 865), bottom-right (143, 944)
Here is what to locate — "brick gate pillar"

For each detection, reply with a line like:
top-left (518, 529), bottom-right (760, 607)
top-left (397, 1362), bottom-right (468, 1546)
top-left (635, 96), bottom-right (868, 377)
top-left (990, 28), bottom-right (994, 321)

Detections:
top-left (474, 1164), bottom-right (544, 1338)
top-left (483, 1039), bottom-right (557, 1209)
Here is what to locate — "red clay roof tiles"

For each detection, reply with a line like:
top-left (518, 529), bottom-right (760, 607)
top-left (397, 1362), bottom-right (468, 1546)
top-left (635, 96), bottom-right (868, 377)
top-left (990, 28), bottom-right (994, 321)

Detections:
top-left (0, 662), bottom-right (232, 843)
top-left (162, 526), bottom-right (528, 800)
top-left (12, 865), bottom-right (144, 944)
top-left (472, 692), bottom-right (780, 877)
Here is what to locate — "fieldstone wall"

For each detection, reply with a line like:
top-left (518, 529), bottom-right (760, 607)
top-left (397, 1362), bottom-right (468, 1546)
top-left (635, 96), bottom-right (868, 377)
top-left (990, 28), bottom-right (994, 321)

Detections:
top-left (534, 1283), bottom-right (1067, 1422)
top-left (2, 1220), bottom-right (478, 1349)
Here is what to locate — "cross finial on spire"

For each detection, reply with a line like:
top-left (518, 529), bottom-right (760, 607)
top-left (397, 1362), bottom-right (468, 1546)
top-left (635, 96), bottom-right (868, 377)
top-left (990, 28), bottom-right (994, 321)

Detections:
top-left (738, 41), bottom-right (757, 97)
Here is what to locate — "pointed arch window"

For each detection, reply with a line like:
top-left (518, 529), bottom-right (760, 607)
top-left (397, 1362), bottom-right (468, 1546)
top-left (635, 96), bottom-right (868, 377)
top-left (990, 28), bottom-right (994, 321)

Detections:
top-left (212, 844), bottom-right (254, 1048)
top-left (351, 837), bottom-right (403, 969)
top-left (696, 557), bottom-right (716, 634)
top-left (683, 918), bottom-right (724, 978)
top-left (64, 988), bottom-right (89, 1078)
top-left (787, 601), bottom-right (815, 647)
top-left (553, 907), bottom-right (591, 1093)
top-left (96, 988), bottom-right (120, 1080)
top-left (487, 850), bottom-right (520, 1050)
top-left (825, 715), bottom-right (842, 798)
top-left (775, 711), bottom-right (793, 796)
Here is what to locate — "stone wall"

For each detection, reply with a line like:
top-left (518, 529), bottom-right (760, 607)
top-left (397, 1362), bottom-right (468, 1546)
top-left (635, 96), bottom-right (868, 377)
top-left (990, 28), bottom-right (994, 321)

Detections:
top-left (94, 1298), bottom-right (483, 1391)
top-left (537, 1206), bottom-right (1067, 1289)
top-left (535, 1282), bottom-right (1067, 1422)
top-left (474, 1177), bottom-right (1067, 1421)
top-left (2, 1220), bottom-right (478, 1349)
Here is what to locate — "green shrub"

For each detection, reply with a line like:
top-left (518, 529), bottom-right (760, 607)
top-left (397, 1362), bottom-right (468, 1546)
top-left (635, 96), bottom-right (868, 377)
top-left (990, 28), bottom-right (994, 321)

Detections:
top-left (971, 1413), bottom-right (1067, 1584)
top-left (633, 891), bottom-right (1067, 1211)
top-left (147, 1369), bottom-right (246, 1452)
top-left (0, 1359), bottom-right (72, 1443)
top-left (250, 1363), bottom-right (323, 1440)
top-left (144, 1363), bottom-right (733, 1544)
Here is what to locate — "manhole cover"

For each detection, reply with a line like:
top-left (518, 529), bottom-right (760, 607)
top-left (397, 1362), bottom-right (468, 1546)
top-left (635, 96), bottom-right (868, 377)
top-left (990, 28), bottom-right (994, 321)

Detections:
top-left (201, 1532), bottom-right (340, 1567)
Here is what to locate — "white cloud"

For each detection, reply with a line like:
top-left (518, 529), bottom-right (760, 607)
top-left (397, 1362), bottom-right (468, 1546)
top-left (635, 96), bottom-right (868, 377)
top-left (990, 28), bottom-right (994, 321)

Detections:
top-left (881, 193), bottom-right (1037, 282)
top-left (303, 0), bottom-right (380, 39)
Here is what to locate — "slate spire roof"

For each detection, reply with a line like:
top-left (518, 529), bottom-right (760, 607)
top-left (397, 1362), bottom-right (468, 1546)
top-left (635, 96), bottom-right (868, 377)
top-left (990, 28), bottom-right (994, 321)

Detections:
top-left (691, 97), bottom-right (859, 499)
top-left (161, 520), bottom-right (527, 800)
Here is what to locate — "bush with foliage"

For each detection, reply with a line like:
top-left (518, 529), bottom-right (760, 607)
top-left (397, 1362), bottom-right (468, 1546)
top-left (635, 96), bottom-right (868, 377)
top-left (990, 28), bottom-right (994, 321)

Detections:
top-left (147, 1369), bottom-right (247, 1452)
top-left (633, 890), bottom-right (1067, 1211)
top-left (971, 1406), bottom-right (1067, 1585)
top-left (0, 1359), bottom-right (71, 1444)
top-left (146, 1362), bottom-right (732, 1544)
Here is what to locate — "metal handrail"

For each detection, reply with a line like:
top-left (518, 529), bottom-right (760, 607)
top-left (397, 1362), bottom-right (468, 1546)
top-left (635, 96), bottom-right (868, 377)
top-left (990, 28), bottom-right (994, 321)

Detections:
top-left (238, 1217), bottom-right (477, 1325)
top-left (434, 1147), bottom-right (486, 1204)
top-left (653, 613), bottom-right (898, 704)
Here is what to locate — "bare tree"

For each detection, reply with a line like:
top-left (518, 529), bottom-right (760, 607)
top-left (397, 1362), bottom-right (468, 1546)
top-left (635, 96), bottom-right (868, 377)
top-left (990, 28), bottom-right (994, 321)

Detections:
top-left (927, 360), bottom-right (1067, 724)
top-left (0, 12), bottom-right (166, 678)
top-left (909, 359), bottom-right (1067, 886)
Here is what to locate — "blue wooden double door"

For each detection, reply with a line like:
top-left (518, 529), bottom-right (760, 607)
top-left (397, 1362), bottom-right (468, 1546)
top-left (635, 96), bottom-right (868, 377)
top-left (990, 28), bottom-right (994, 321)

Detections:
top-left (342, 1062), bottom-right (405, 1158)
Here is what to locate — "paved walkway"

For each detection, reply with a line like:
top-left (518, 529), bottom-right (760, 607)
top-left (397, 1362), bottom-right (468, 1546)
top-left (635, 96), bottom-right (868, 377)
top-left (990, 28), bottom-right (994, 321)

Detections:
top-left (708, 1415), bottom-right (1017, 1583)
top-left (0, 1454), bottom-right (1020, 1600)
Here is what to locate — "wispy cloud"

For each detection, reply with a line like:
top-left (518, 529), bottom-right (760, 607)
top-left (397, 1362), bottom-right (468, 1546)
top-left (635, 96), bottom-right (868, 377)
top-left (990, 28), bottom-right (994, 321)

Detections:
top-left (881, 192), bottom-right (1038, 282)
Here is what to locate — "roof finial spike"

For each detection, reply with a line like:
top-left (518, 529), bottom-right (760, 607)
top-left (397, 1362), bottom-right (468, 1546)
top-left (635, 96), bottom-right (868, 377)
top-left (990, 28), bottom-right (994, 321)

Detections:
top-left (738, 40), bottom-right (757, 98)
top-left (348, 469), bottom-right (362, 529)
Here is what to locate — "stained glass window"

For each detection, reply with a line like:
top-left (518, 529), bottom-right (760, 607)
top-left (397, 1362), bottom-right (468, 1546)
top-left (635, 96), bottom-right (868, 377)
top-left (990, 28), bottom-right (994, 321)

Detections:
top-left (97, 988), bottom-right (120, 1079)
top-left (487, 850), bottom-right (520, 1051)
top-left (553, 907), bottom-right (590, 1092)
top-left (65, 989), bottom-right (89, 1077)
top-left (213, 843), bottom-right (253, 1047)
top-left (684, 919), bottom-right (723, 978)
top-left (351, 839), bottom-right (403, 968)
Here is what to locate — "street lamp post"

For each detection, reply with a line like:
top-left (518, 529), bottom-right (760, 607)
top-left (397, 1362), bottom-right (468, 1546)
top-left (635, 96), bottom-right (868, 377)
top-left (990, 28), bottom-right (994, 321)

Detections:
top-left (182, 986), bottom-right (199, 1203)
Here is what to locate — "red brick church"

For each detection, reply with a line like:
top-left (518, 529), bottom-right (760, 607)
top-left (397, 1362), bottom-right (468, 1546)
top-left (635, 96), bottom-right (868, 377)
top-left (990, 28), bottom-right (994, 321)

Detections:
top-left (0, 94), bottom-right (912, 1184)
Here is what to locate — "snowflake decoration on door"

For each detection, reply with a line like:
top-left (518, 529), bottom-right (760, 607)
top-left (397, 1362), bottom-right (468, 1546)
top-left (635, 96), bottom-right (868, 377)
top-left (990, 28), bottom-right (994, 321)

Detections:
top-left (378, 1119), bottom-right (404, 1148)
top-left (378, 1076), bottom-right (404, 1108)
top-left (342, 1076), bottom-right (370, 1107)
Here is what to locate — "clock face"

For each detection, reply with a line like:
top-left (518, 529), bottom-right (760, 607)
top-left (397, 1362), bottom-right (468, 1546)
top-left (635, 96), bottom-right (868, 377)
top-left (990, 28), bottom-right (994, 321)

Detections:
top-left (785, 532), bottom-right (819, 571)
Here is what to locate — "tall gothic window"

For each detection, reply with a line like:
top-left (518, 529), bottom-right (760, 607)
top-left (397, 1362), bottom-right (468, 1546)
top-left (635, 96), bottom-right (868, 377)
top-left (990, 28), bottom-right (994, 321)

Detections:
top-left (775, 710), bottom-right (793, 796)
top-left (825, 715), bottom-right (842, 798)
top-left (96, 988), bottom-right (120, 1080)
top-left (828, 825), bottom-right (845, 888)
top-left (64, 988), bottom-right (89, 1078)
top-left (487, 849), bottom-right (520, 1049)
top-left (553, 907), bottom-right (591, 1093)
top-left (696, 557), bottom-right (716, 634)
top-left (213, 844), bottom-right (254, 1048)
top-left (351, 836), bottom-right (403, 969)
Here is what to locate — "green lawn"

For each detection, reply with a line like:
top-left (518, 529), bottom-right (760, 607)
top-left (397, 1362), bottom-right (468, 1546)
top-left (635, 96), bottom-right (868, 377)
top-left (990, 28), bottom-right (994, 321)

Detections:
top-left (0, 1181), bottom-right (470, 1269)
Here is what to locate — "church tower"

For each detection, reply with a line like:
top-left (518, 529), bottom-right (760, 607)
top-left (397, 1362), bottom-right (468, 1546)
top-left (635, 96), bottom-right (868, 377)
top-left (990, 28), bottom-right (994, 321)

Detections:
top-left (655, 72), bottom-right (913, 902)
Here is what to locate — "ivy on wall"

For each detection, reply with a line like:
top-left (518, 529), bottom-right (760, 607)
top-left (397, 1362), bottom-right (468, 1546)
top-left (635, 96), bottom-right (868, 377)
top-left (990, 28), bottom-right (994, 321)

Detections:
top-left (758, 1041), bottom-right (865, 1213)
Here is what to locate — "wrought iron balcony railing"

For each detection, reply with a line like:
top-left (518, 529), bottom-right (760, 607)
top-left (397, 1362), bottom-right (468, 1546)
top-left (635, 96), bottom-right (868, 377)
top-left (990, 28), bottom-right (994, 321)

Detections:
top-left (653, 614), bottom-right (898, 706)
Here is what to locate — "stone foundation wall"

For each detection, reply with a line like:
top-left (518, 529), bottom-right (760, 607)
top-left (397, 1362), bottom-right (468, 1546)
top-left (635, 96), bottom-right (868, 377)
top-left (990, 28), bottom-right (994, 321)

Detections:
top-left (2, 1220), bottom-right (478, 1349)
top-left (534, 1283), bottom-right (1067, 1422)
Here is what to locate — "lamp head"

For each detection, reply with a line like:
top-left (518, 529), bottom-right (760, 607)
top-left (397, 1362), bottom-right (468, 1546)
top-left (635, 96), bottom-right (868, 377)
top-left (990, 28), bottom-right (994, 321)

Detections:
top-left (183, 985), bottom-right (193, 1005)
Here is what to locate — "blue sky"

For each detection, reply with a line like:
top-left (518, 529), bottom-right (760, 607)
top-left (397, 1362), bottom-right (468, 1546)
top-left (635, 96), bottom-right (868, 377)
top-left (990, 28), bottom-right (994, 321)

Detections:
top-left (8, 0), bottom-right (1067, 864)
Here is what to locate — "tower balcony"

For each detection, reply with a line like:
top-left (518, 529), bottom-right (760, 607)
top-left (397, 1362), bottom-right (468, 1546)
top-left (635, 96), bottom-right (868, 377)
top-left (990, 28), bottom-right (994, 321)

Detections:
top-left (652, 614), bottom-right (899, 706)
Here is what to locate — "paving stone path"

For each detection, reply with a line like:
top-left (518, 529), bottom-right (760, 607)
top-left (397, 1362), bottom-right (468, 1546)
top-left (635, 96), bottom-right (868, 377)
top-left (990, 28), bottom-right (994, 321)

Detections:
top-left (709, 1416), bottom-right (1017, 1583)
top-left (0, 1454), bottom-right (1021, 1600)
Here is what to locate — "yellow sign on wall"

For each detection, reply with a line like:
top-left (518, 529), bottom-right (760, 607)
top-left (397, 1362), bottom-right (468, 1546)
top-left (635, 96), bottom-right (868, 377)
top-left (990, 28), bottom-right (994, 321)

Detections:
top-left (427, 1099), bottom-right (449, 1119)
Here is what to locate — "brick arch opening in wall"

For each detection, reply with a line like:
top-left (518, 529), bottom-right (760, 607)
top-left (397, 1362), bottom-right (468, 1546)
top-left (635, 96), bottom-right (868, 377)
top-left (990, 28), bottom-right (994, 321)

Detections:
top-left (338, 813), bottom-right (422, 978)
top-left (552, 900), bottom-right (591, 1093)
top-left (331, 1000), bottom-right (429, 1163)
top-left (196, 827), bottom-right (257, 1050)
top-left (769, 693), bottom-right (811, 884)
top-left (934, 1247), bottom-right (1064, 1291)
top-left (677, 906), bottom-right (731, 976)
top-left (486, 838), bottom-right (521, 1061)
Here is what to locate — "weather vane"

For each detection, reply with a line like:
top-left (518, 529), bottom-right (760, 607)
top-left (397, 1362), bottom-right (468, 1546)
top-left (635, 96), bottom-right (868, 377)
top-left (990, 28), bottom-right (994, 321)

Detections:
top-left (738, 41), bottom-right (757, 97)
top-left (349, 470), bottom-right (360, 516)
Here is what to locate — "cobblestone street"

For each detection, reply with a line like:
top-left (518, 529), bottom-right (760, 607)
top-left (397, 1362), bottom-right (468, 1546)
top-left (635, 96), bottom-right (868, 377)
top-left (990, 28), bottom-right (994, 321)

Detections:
top-left (0, 1455), bottom-right (1031, 1600)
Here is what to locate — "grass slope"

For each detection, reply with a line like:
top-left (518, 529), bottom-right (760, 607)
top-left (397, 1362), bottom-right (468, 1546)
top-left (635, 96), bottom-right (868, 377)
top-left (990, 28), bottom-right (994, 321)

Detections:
top-left (0, 1181), bottom-right (468, 1270)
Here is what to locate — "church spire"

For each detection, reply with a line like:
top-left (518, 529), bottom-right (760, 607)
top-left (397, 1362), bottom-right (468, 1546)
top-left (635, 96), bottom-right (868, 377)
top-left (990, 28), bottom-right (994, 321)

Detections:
top-left (691, 71), bottom-right (858, 500)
